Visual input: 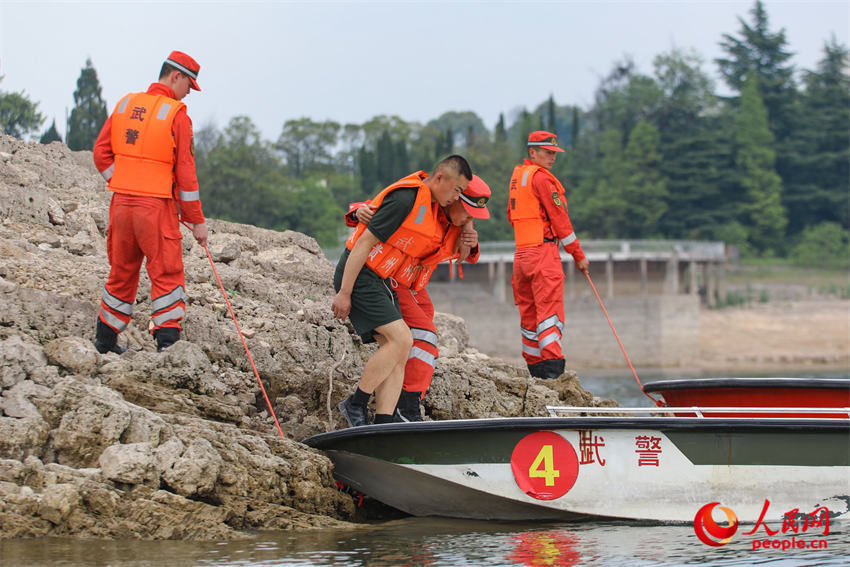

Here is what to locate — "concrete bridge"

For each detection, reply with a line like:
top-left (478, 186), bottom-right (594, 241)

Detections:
top-left (430, 239), bottom-right (729, 306)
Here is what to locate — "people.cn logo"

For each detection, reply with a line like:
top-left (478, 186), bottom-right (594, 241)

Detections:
top-left (694, 502), bottom-right (739, 546)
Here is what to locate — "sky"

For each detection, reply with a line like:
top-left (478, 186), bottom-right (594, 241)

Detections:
top-left (1, 1), bottom-right (848, 142)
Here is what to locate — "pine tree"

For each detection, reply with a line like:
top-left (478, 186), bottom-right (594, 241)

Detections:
top-left (735, 73), bottom-right (787, 254)
top-left (494, 113), bottom-right (507, 145)
top-left (622, 120), bottom-right (668, 237)
top-left (546, 95), bottom-right (557, 133)
top-left (66, 58), bottom-right (108, 151)
top-left (570, 107), bottom-right (580, 146)
top-left (784, 37), bottom-right (850, 232)
top-left (39, 119), bottom-right (62, 144)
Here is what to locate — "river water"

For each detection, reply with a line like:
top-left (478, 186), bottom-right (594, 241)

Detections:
top-left (2, 372), bottom-right (847, 566)
top-left (0, 518), bottom-right (847, 566)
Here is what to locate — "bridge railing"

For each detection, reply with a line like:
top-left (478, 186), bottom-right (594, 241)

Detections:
top-left (321, 240), bottom-right (726, 264)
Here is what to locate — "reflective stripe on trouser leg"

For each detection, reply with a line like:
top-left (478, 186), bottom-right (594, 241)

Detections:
top-left (405, 343), bottom-right (438, 394)
top-left (101, 194), bottom-right (145, 333)
top-left (537, 314), bottom-right (564, 359)
top-left (397, 286), bottom-right (439, 394)
top-left (142, 198), bottom-right (186, 331)
top-left (529, 244), bottom-right (565, 362)
top-left (513, 252), bottom-right (543, 366)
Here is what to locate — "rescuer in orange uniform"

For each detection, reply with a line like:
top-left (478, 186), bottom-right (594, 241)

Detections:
top-left (332, 155), bottom-right (472, 427)
top-left (344, 175), bottom-right (491, 421)
top-left (92, 51), bottom-right (208, 354)
top-left (508, 131), bottom-right (589, 379)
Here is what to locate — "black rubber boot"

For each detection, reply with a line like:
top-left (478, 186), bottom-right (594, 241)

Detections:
top-left (154, 327), bottom-right (180, 352)
top-left (528, 359), bottom-right (565, 379)
top-left (94, 320), bottom-right (127, 355)
top-left (396, 390), bottom-right (423, 422)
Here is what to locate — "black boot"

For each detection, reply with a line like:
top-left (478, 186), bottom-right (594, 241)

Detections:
top-left (528, 358), bottom-right (565, 379)
top-left (94, 320), bottom-right (127, 355)
top-left (154, 327), bottom-right (180, 352)
top-left (396, 390), bottom-right (423, 422)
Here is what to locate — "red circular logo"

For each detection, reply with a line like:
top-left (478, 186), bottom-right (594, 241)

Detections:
top-left (511, 431), bottom-right (579, 500)
top-left (694, 502), bottom-right (739, 546)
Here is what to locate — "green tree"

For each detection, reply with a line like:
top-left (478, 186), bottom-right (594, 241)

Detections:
top-left (0, 75), bottom-right (44, 139)
top-left (788, 222), bottom-right (850, 269)
top-left (196, 116), bottom-right (288, 229)
top-left (66, 58), bottom-right (108, 151)
top-left (592, 58), bottom-right (663, 145)
top-left (39, 119), bottom-right (62, 144)
top-left (734, 73), bottom-right (787, 254)
top-left (621, 120), bottom-right (668, 237)
top-left (275, 117), bottom-right (340, 179)
top-left (784, 37), bottom-right (850, 232)
top-left (494, 113), bottom-right (507, 145)
top-left (716, 1), bottom-right (796, 140)
top-left (570, 106), bottom-right (580, 146)
top-left (546, 95), bottom-right (557, 133)
top-left (577, 129), bottom-right (629, 237)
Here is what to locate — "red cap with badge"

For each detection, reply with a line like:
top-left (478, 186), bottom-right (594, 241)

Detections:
top-left (165, 51), bottom-right (201, 91)
top-left (527, 130), bottom-right (564, 152)
top-left (459, 175), bottom-right (491, 219)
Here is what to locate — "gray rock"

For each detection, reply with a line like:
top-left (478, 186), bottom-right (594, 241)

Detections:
top-left (99, 443), bottom-right (156, 485)
top-left (2, 380), bottom-right (49, 418)
top-left (38, 483), bottom-right (80, 524)
top-left (43, 336), bottom-right (99, 376)
top-left (0, 335), bottom-right (47, 388)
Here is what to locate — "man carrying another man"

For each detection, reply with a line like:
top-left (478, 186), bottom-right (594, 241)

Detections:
top-left (344, 175), bottom-right (491, 421)
top-left (332, 155), bottom-right (472, 427)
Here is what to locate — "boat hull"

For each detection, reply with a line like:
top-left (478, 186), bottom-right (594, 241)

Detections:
top-left (305, 417), bottom-right (850, 523)
top-left (643, 378), bottom-right (850, 418)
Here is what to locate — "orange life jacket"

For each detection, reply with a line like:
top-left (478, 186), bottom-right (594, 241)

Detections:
top-left (508, 163), bottom-right (567, 248)
top-left (394, 222), bottom-right (465, 291)
top-left (346, 171), bottom-right (444, 280)
top-left (108, 92), bottom-right (185, 198)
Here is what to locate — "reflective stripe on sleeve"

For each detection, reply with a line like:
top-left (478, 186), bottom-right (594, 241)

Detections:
top-left (410, 328), bottom-right (438, 347)
top-left (560, 233), bottom-right (577, 246)
top-left (178, 189), bottom-right (200, 202)
top-left (100, 163), bottom-right (114, 181)
top-left (152, 306), bottom-right (185, 327)
top-left (408, 346), bottom-right (436, 367)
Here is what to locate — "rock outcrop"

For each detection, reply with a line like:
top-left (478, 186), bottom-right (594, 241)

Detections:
top-left (0, 135), bottom-right (607, 539)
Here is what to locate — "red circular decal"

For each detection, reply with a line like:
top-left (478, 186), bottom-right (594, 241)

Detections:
top-left (511, 431), bottom-right (579, 500)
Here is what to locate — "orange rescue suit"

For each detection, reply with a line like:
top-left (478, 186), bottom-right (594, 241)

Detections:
top-left (108, 93), bottom-right (185, 198)
top-left (346, 171), bottom-right (445, 280)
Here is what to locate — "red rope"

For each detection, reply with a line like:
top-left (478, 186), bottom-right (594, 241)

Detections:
top-left (185, 223), bottom-right (286, 438)
top-left (583, 271), bottom-right (665, 407)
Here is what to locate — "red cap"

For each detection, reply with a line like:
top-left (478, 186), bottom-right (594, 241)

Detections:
top-left (459, 175), bottom-right (490, 219)
top-left (165, 51), bottom-right (201, 91)
top-left (527, 130), bottom-right (564, 152)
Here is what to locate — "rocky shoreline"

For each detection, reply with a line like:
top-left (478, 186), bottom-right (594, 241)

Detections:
top-left (0, 135), bottom-right (608, 539)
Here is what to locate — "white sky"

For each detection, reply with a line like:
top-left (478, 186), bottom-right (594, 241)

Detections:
top-left (1, 1), bottom-right (847, 141)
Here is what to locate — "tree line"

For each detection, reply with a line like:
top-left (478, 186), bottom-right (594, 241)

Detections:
top-left (1, 2), bottom-right (847, 267)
